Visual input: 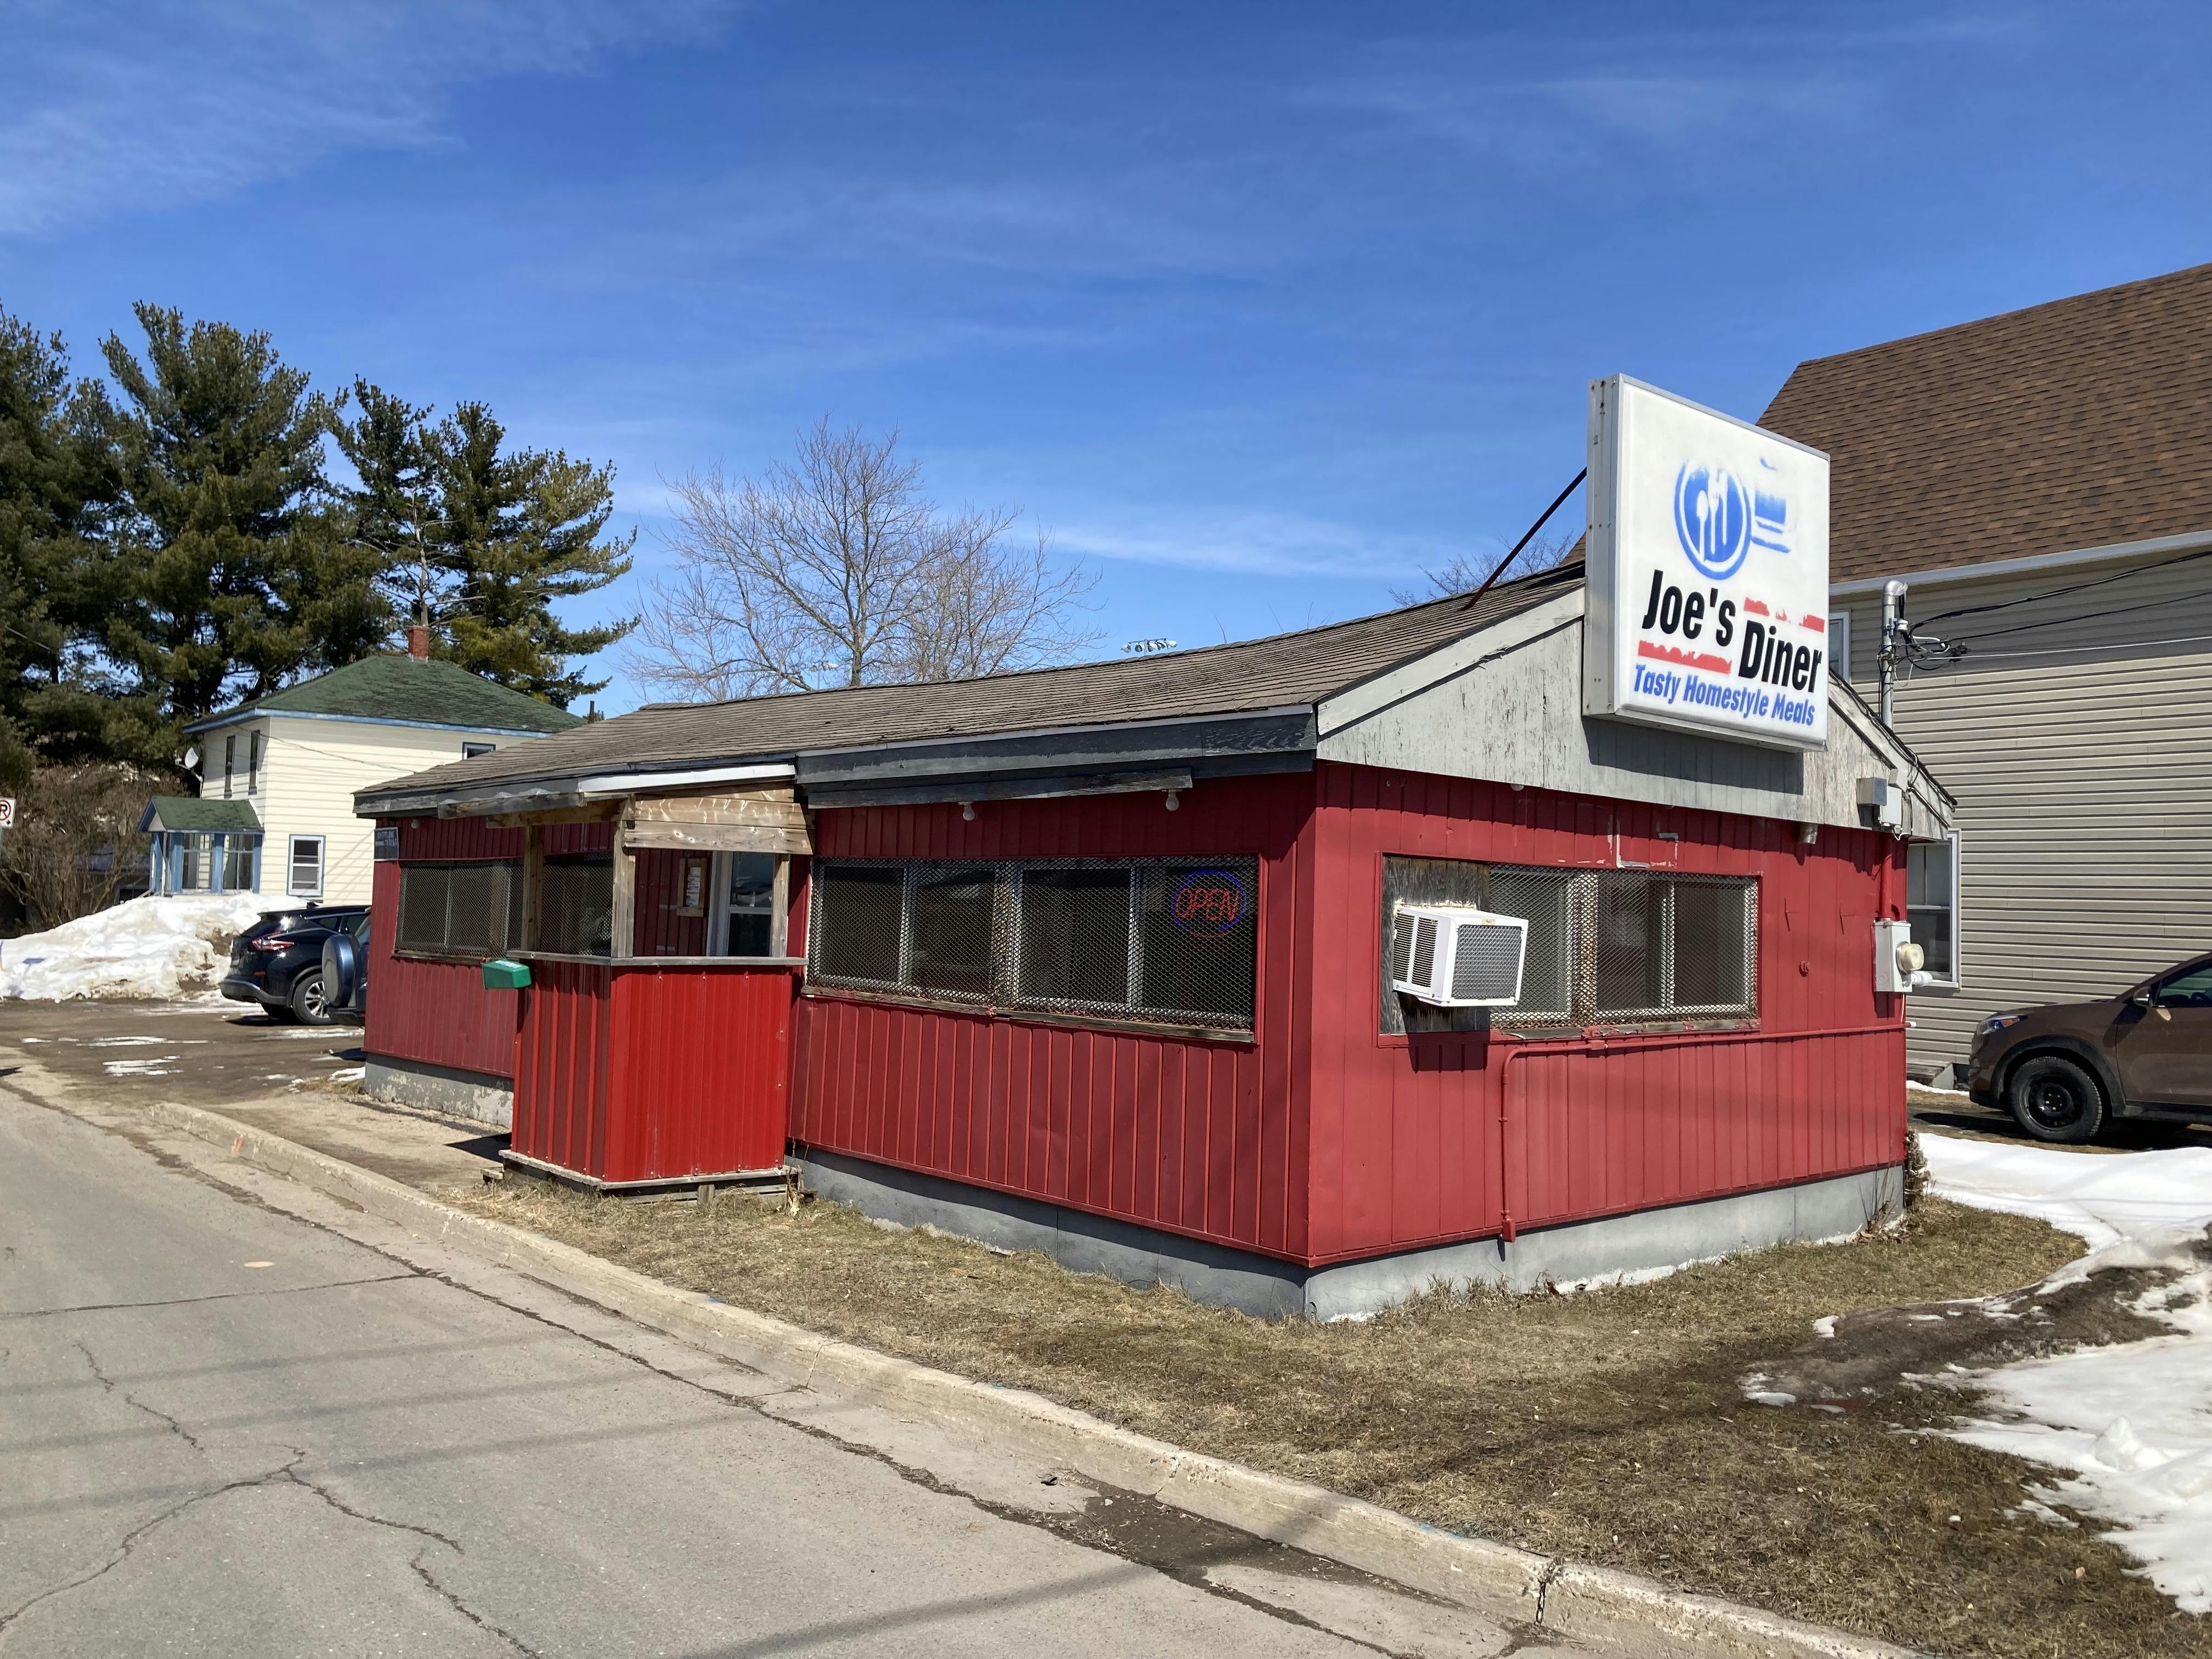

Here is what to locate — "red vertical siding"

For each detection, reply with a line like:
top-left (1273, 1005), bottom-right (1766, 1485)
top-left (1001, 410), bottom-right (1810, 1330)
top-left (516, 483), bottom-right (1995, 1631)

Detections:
top-left (789, 774), bottom-right (1316, 1260)
top-left (632, 848), bottom-right (709, 957)
top-left (1300, 760), bottom-right (1909, 1265)
top-left (512, 958), bottom-right (794, 1181)
top-left (363, 816), bottom-right (620, 1080)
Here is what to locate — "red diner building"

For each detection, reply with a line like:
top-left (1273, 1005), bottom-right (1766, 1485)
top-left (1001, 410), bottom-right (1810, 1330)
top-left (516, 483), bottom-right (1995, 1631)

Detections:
top-left (353, 565), bottom-right (1951, 1316)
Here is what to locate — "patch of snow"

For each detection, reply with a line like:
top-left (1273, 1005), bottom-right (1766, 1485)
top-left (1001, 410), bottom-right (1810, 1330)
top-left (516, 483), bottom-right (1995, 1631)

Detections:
top-left (0, 894), bottom-right (266, 1002)
top-left (1922, 1132), bottom-right (2212, 1611)
top-left (328, 1065), bottom-right (365, 1082)
top-left (1747, 1390), bottom-right (1796, 1408)
top-left (102, 1057), bottom-right (179, 1076)
top-left (1811, 1315), bottom-right (1838, 1339)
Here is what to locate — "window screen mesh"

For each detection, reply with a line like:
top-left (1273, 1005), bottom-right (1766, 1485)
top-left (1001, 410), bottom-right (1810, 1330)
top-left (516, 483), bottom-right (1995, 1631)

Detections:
top-left (911, 865), bottom-right (995, 998)
top-left (540, 859), bottom-right (613, 956)
top-left (1383, 856), bottom-right (1754, 1031)
top-left (1018, 866), bottom-right (1132, 1007)
top-left (814, 864), bottom-right (904, 984)
top-left (1486, 868), bottom-right (1574, 1017)
top-left (398, 866), bottom-right (450, 951)
top-left (397, 862), bottom-right (524, 956)
top-left (809, 856), bottom-right (1258, 1031)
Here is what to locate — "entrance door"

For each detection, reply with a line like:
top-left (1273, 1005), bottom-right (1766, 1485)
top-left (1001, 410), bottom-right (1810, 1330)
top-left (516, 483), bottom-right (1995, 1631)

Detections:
top-left (2116, 961), bottom-right (2212, 1109)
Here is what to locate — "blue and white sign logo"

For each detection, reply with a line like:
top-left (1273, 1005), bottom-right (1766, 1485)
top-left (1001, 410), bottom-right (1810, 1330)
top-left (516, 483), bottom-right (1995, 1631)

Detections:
top-left (1671, 462), bottom-right (1751, 580)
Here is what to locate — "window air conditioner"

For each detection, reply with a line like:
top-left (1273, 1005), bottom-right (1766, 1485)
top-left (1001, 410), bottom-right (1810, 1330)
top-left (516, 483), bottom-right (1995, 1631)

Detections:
top-left (1390, 905), bottom-right (1529, 1008)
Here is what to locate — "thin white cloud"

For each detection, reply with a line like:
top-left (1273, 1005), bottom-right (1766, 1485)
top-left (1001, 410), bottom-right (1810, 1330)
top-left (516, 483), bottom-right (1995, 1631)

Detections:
top-left (0, 0), bottom-right (743, 238)
top-left (1054, 510), bottom-right (1464, 582)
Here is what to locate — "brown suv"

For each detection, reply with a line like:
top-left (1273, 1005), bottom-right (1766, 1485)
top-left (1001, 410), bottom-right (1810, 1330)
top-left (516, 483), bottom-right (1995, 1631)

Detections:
top-left (1967, 952), bottom-right (2212, 1143)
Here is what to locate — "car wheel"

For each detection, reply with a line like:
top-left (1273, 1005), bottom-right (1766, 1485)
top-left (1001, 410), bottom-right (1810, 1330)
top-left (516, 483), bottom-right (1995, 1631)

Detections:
top-left (290, 968), bottom-right (333, 1026)
top-left (2007, 1054), bottom-right (2106, 1144)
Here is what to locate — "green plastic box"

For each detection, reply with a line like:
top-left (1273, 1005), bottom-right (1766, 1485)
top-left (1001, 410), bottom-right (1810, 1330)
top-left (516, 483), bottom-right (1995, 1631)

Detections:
top-left (481, 958), bottom-right (532, 990)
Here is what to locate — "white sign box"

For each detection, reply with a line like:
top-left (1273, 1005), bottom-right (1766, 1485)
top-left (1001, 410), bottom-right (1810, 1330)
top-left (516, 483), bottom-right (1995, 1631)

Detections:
top-left (1584, 375), bottom-right (1831, 751)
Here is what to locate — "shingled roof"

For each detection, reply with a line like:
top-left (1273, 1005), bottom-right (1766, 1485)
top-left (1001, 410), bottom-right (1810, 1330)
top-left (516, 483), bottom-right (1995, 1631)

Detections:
top-left (359, 563), bottom-right (1583, 809)
top-left (1758, 263), bottom-right (2212, 585)
top-left (186, 654), bottom-right (584, 737)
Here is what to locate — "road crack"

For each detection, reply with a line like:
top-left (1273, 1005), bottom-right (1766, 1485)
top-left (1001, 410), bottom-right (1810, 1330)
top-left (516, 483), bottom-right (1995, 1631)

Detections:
top-left (74, 1338), bottom-right (207, 1454)
top-left (0, 1451), bottom-right (309, 1637)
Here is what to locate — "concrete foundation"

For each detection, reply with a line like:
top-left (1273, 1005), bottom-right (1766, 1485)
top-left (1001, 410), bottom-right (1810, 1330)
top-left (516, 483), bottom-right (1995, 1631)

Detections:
top-left (363, 1056), bottom-right (514, 1130)
top-left (794, 1149), bottom-right (1906, 1319)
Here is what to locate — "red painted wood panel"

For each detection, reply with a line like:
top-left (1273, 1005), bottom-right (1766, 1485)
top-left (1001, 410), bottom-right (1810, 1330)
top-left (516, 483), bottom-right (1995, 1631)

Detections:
top-left (364, 816), bottom-right (622, 1080)
top-left (513, 959), bottom-right (794, 1181)
top-left (1300, 760), bottom-right (1908, 1265)
top-left (363, 858), bottom-right (523, 1080)
top-left (788, 775), bottom-right (1314, 1259)
top-left (633, 848), bottom-right (709, 957)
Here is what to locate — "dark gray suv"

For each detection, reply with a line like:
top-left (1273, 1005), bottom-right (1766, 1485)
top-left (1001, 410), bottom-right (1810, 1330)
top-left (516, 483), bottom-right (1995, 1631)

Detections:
top-left (1967, 952), bottom-right (2212, 1143)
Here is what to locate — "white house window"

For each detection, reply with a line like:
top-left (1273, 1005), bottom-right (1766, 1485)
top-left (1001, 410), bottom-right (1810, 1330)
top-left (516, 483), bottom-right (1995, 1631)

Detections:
top-left (462, 741), bottom-right (496, 759)
top-left (247, 731), bottom-right (262, 793)
top-left (1906, 833), bottom-right (1961, 988)
top-left (223, 735), bottom-right (236, 798)
top-left (287, 835), bottom-right (325, 898)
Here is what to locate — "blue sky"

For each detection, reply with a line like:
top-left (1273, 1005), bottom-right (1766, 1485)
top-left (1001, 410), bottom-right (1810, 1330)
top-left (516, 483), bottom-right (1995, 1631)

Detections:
top-left (6, 2), bottom-right (2208, 712)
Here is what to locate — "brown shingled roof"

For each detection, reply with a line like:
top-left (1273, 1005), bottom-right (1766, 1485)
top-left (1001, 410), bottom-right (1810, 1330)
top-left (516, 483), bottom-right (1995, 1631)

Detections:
top-left (357, 563), bottom-right (1582, 808)
top-left (1758, 264), bottom-right (2212, 584)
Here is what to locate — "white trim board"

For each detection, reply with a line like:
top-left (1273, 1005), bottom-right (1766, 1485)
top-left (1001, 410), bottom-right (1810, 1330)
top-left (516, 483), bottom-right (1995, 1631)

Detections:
top-left (1829, 527), bottom-right (2212, 597)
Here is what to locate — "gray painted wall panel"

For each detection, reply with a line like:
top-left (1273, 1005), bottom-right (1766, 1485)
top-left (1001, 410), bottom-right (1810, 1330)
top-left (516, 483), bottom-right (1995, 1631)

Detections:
top-left (1837, 551), bottom-right (2212, 1073)
top-left (1317, 600), bottom-right (1949, 839)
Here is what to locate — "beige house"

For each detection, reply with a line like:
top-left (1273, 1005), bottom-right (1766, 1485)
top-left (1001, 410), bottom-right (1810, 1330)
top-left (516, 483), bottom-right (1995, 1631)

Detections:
top-left (1760, 264), bottom-right (2212, 1076)
top-left (143, 646), bottom-right (580, 906)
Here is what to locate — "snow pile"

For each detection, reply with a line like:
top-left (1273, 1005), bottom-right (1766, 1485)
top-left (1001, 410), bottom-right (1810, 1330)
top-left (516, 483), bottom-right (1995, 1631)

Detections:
top-left (0, 892), bottom-right (268, 1002)
top-left (1922, 1133), bottom-right (2212, 1610)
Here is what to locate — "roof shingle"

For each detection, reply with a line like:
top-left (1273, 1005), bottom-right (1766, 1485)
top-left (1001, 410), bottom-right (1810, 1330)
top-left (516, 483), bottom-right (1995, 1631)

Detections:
top-left (189, 655), bottom-right (584, 736)
top-left (1758, 264), bottom-right (2212, 584)
top-left (359, 564), bottom-right (1583, 807)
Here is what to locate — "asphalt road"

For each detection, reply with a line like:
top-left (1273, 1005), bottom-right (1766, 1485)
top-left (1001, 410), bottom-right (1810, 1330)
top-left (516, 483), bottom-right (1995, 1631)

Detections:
top-left (0, 1068), bottom-right (1542, 1658)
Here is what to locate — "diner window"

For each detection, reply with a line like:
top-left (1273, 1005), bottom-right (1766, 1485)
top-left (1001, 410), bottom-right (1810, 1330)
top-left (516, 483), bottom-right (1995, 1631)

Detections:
top-left (396, 862), bottom-right (523, 957)
top-left (462, 741), bottom-right (496, 759)
top-left (1906, 833), bottom-right (1961, 988)
top-left (1380, 856), bottom-right (1756, 1032)
top-left (808, 856), bottom-right (1260, 1033)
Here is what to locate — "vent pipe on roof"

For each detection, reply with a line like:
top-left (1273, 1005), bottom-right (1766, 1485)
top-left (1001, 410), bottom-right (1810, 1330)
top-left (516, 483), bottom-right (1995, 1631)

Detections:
top-left (407, 624), bottom-right (431, 662)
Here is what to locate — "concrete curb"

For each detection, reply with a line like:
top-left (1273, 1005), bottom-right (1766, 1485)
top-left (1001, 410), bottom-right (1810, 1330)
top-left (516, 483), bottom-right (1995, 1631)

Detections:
top-left (142, 1098), bottom-right (1928, 1659)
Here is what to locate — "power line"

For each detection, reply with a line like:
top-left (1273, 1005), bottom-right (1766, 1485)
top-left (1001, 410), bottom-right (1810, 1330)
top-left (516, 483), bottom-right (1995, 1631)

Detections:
top-left (1912, 542), bottom-right (2212, 632)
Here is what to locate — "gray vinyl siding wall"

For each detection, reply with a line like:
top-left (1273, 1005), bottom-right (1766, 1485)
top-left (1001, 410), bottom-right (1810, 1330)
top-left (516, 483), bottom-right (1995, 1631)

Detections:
top-left (1832, 549), bottom-right (2212, 1073)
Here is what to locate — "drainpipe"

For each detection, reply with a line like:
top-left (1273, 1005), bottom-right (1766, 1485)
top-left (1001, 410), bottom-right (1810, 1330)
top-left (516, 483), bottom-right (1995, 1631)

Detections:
top-left (1878, 580), bottom-right (1908, 730)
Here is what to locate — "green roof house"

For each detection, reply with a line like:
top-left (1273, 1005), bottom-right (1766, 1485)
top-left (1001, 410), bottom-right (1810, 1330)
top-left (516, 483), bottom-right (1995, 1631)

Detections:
top-left (143, 637), bottom-right (580, 905)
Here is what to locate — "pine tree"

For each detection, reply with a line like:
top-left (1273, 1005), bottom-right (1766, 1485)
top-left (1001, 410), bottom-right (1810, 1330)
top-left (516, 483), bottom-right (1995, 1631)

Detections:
top-left (341, 393), bottom-right (633, 708)
top-left (0, 304), bottom-right (146, 767)
top-left (100, 304), bottom-right (387, 734)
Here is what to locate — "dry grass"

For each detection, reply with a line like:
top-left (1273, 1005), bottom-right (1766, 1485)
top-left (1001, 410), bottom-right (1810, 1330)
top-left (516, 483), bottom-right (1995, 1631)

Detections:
top-left (462, 1178), bottom-right (2208, 1659)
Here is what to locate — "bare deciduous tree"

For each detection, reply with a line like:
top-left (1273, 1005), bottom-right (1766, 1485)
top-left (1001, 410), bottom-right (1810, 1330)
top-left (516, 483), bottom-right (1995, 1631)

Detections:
top-left (628, 421), bottom-right (1098, 700)
top-left (1390, 529), bottom-right (1579, 606)
top-left (0, 763), bottom-right (161, 929)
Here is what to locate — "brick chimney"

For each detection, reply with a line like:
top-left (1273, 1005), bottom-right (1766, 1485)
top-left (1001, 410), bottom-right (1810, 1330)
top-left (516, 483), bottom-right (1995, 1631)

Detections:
top-left (406, 623), bottom-right (431, 661)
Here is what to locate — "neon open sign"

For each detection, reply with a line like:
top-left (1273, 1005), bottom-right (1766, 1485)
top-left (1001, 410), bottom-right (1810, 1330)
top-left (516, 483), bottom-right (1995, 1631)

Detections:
top-left (1171, 869), bottom-right (1249, 938)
